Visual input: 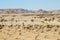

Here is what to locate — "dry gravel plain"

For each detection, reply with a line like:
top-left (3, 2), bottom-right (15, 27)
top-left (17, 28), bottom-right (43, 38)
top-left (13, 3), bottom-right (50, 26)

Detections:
top-left (0, 13), bottom-right (60, 40)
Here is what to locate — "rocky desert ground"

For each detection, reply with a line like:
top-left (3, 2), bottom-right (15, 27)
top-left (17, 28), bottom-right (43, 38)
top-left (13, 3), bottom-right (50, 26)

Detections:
top-left (0, 9), bottom-right (60, 40)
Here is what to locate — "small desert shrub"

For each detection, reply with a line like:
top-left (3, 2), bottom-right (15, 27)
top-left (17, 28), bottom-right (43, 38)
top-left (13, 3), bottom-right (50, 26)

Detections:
top-left (23, 27), bottom-right (26, 29)
top-left (48, 19), bottom-right (51, 21)
top-left (12, 15), bottom-right (16, 17)
top-left (44, 35), bottom-right (47, 38)
top-left (46, 28), bottom-right (51, 32)
top-left (57, 19), bottom-right (60, 22)
top-left (10, 18), bottom-right (14, 21)
top-left (44, 18), bottom-right (47, 21)
top-left (44, 18), bottom-right (51, 21)
top-left (0, 30), bottom-right (2, 32)
top-left (46, 25), bottom-right (53, 28)
top-left (22, 22), bottom-right (25, 26)
top-left (11, 10), bottom-right (15, 13)
top-left (0, 19), bottom-right (7, 22)
top-left (54, 29), bottom-right (57, 32)
top-left (35, 34), bottom-right (39, 40)
top-left (34, 17), bottom-right (36, 19)
top-left (41, 21), bottom-right (45, 23)
top-left (16, 20), bottom-right (17, 22)
top-left (26, 24), bottom-right (34, 30)
top-left (56, 25), bottom-right (60, 28)
top-left (52, 17), bottom-right (55, 21)
top-left (17, 25), bottom-right (21, 28)
top-left (27, 25), bottom-right (33, 30)
top-left (31, 19), bottom-right (34, 22)
top-left (41, 30), bottom-right (44, 33)
top-left (34, 24), bottom-right (41, 31)
top-left (24, 20), bottom-right (27, 22)
top-left (34, 24), bottom-right (39, 28)
top-left (58, 32), bottom-right (60, 35)
top-left (23, 27), bottom-right (30, 30)
top-left (19, 32), bottom-right (21, 35)
top-left (0, 25), bottom-right (4, 29)
top-left (26, 27), bottom-right (30, 29)
top-left (8, 24), bottom-right (13, 28)
top-left (36, 25), bottom-right (42, 31)
top-left (6, 11), bottom-right (10, 14)
top-left (27, 24), bottom-right (33, 27)
top-left (39, 16), bottom-right (43, 19)
top-left (4, 38), bottom-right (6, 40)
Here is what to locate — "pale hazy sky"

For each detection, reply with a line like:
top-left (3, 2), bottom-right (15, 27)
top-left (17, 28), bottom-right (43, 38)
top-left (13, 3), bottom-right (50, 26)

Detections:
top-left (0, 0), bottom-right (60, 10)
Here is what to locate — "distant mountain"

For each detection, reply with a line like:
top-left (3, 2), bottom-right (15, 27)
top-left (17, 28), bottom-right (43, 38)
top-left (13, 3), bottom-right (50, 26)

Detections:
top-left (50, 10), bottom-right (60, 14)
top-left (35, 9), bottom-right (49, 13)
top-left (0, 9), bottom-right (34, 14)
top-left (0, 9), bottom-right (60, 14)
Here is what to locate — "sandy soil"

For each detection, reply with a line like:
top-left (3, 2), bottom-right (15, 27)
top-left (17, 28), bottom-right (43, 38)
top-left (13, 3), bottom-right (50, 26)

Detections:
top-left (0, 13), bottom-right (60, 40)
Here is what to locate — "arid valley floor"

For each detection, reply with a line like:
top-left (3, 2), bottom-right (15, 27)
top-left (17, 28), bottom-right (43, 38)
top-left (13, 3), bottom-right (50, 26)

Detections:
top-left (0, 9), bottom-right (60, 40)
